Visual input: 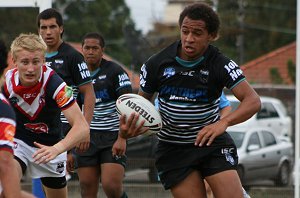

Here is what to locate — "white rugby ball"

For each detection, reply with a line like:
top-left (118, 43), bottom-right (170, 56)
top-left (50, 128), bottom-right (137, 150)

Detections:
top-left (116, 93), bottom-right (162, 136)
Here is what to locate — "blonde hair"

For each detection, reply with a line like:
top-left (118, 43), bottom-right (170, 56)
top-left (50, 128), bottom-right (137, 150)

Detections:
top-left (10, 33), bottom-right (47, 60)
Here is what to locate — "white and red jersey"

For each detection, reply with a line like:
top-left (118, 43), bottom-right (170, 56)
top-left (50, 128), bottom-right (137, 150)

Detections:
top-left (2, 65), bottom-right (75, 147)
top-left (0, 93), bottom-right (16, 153)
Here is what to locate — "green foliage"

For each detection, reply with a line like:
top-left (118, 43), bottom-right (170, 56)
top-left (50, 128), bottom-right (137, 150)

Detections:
top-left (269, 67), bottom-right (283, 84)
top-left (215, 0), bottom-right (296, 64)
top-left (0, 7), bottom-right (39, 47)
top-left (287, 59), bottom-right (295, 83)
top-left (58, 0), bottom-right (134, 66)
top-left (0, 0), bottom-right (296, 70)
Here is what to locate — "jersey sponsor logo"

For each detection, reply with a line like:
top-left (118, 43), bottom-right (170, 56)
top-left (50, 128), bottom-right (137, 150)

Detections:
top-left (160, 85), bottom-right (208, 101)
top-left (55, 59), bottom-right (63, 64)
top-left (49, 59), bottom-right (64, 70)
top-left (225, 153), bottom-right (235, 165)
top-left (140, 64), bottom-right (147, 87)
top-left (98, 75), bottom-right (106, 80)
top-left (169, 95), bottom-right (196, 102)
top-left (180, 70), bottom-right (195, 76)
top-left (55, 85), bottom-right (73, 108)
top-left (23, 93), bottom-right (37, 99)
top-left (224, 60), bottom-right (243, 81)
top-left (77, 62), bottom-right (91, 79)
top-left (95, 89), bottom-right (109, 100)
top-left (118, 73), bottom-right (131, 87)
top-left (221, 147), bottom-right (235, 154)
top-left (24, 122), bottom-right (49, 134)
top-left (3, 124), bottom-right (15, 142)
top-left (221, 147), bottom-right (236, 165)
top-left (56, 161), bottom-right (65, 174)
top-left (199, 69), bottom-right (209, 83)
top-left (9, 97), bottom-right (19, 104)
top-left (163, 67), bottom-right (175, 78)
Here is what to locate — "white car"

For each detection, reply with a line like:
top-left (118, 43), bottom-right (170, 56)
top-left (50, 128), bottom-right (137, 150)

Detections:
top-left (227, 95), bottom-right (292, 138)
top-left (227, 126), bottom-right (293, 187)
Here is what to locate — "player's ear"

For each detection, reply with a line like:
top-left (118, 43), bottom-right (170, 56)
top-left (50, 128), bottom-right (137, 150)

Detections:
top-left (59, 26), bottom-right (64, 34)
top-left (209, 32), bottom-right (219, 42)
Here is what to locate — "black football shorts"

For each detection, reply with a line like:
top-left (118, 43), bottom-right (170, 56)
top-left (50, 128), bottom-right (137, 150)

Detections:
top-left (155, 132), bottom-right (238, 190)
top-left (75, 130), bottom-right (127, 168)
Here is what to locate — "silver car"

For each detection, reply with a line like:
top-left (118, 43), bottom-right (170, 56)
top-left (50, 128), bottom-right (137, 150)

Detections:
top-left (227, 95), bottom-right (292, 138)
top-left (228, 126), bottom-right (293, 187)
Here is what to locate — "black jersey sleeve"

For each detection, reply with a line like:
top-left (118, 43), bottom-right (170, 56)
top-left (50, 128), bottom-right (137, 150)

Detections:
top-left (112, 64), bottom-right (132, 96)
top-left (217, 58), bottom-right (245, 90)
top-left (69, 51), bottom-right (92, 87)
top-left (0, 98), bottom-right (16, 121)
top-left (139, 57), bottom-right (159, 94)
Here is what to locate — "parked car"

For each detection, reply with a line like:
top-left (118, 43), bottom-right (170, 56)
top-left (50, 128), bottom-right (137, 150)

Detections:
top-left (227, 126), bottom-right (293, 187)
top-left (227, 95), bottom-right (292, 138)
top-left (126, 134), bottom-right (159, 182)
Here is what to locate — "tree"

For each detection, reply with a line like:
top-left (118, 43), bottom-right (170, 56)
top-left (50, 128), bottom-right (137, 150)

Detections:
top-left (215, 0), bottom-right (296, 64)
top-left (56, 0), bottom-right (136, 66)
top-left (0, 7), bottom-right (39, 47)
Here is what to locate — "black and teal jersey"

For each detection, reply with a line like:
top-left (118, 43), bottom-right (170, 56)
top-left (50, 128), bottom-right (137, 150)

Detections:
top-left (140, 40), bottom-right (245, 144)
top-left (45, 42), bottom-right (92, 123)
top-left (78, 58), bottom-right (132, 131)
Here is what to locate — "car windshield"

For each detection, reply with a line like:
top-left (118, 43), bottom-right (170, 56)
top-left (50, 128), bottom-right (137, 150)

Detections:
top-left (228, 131), bottom-right (245, 148)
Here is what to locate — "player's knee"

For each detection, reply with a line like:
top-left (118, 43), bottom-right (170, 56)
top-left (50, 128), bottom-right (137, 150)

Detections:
top-left (41, 176), bottom-right (66, 189)
top-left (102, 181), bottom-right (123, 197)
top-left (79, 180), bottom-right (98, 196)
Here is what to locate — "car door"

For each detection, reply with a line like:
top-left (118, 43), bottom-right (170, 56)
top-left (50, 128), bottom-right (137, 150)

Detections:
top-left (258, 130), bottom-right (281, 178)
top-left (242, 131), bottom-right (266, 181)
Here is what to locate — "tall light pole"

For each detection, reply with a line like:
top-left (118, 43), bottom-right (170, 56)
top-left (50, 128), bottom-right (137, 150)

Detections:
top-left (237, 0), bottom-right (245, 64)
top-left (295, 0), bottom-right (300, 197)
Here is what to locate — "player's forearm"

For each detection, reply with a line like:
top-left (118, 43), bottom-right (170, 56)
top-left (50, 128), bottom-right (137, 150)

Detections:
top-left (55, 121), bottom-right (89, 153)
top-left (59, 104), bottom-right (90, 152)
top-left (83, 91), bottom-right (95, 125)
top-left (0, 156), bottom-right (22, 198)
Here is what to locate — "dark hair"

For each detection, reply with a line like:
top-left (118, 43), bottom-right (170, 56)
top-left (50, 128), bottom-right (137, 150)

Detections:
top-left (82, 32), bottom-right (105, 48)
top-left (179, 3), bottom-right (220, 36)
top-left (36, 8), bottom-right (63, 28)
top-left (0, 40), bottom-right (8, 77)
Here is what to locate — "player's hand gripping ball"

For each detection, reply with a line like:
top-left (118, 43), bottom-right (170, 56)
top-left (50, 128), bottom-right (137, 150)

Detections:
top-left (116, 93), bottom-right (162, 136)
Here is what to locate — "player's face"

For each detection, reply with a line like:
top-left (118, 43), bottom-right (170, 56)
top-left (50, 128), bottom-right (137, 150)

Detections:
top-left (14, 49), bottom-right (44, 87)
top-left (179, 16), bottom-right (214, 61)
top-left (38, 18), bottom-right (63, 50)
top-left (82, 38), bottom-right (104, 70)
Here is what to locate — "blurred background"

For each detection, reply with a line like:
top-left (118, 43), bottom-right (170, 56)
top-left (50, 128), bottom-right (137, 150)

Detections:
top-left (0, 0), bottom-right (297, 197)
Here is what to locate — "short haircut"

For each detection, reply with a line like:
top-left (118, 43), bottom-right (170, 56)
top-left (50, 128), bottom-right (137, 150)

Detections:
top-left (0, 40), bottom-right (8, 77)
top-left (36, 8), bottom-right (63, 28)
top-left (82, 32), bottom-right (105, 48)
top-left (179, 3), bottom-right (220, 37)
top-left (10, 33), bottom-right (47, 60)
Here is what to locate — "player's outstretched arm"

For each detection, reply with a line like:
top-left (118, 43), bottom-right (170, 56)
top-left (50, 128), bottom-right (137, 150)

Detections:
top-left (33, 102), bottom-right (89, 163)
